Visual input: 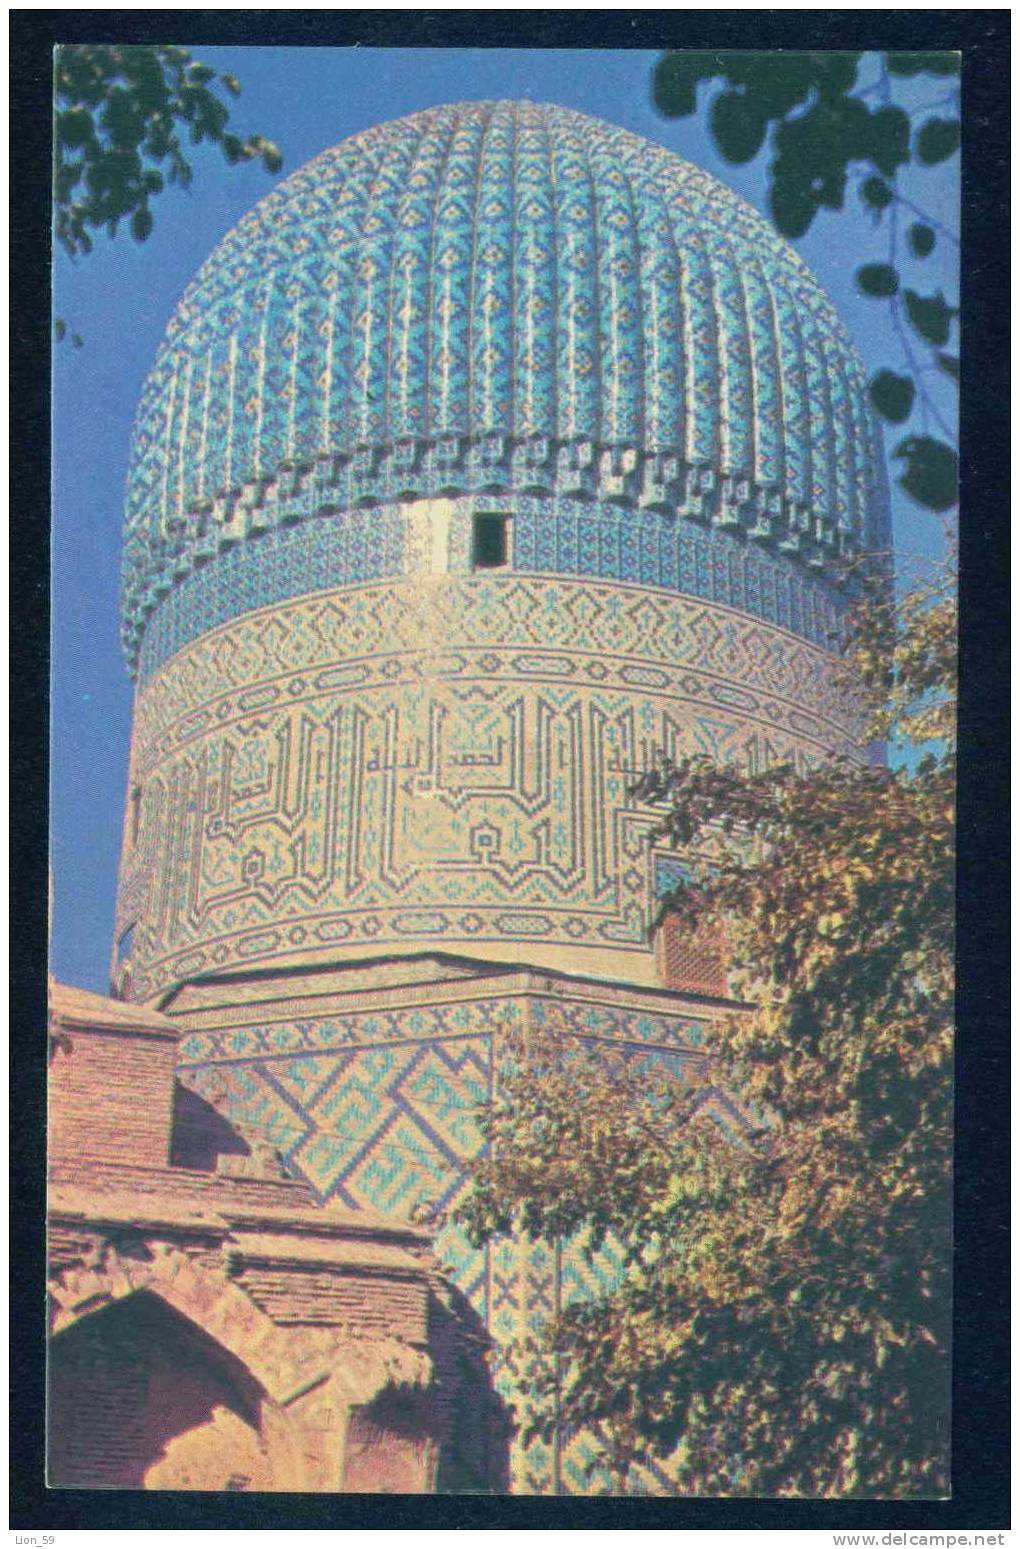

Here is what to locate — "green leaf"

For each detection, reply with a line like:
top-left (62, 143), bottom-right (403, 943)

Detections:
top-left (867, 105), bottom-right (911, 177)
top-left (653, 53), bottom-right (715, 119)
top-left (770, 176), bottom-right (816, 239)
top-left (869, 369), bottom-right (915, 423)
top-left (57, 106), bottom-right (95, 149)
top-left (908, 223), bottom-right (936, 258)
top-left (51, 45), bottom-right (283, 265)
top-left (710, 89), bottom-right (767, 164)
top-left (749, 52), bottom-right (826, 114)
top-left (861, 176), bottom-right (893, 211)
top-left (936, 353), bottom-right (959, 383)
top-left (915, 117), bottom-right (961, 166)
top-left (856, 263), bottom-right (899, 298)
top-left (903, 289), bottom-right (956, 347)
top-left (811, 53), bottom-right (861, 99)
top-left (772, 96), bottom-right (869, 215)
top-left (893, 435), bottom-right (958, 511)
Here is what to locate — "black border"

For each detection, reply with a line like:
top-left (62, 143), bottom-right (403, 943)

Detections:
top-left (12, 9), bottom-right (1009, 1532)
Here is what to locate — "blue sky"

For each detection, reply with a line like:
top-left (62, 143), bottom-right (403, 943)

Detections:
top-left (51, 47), bottom-right (959, 992)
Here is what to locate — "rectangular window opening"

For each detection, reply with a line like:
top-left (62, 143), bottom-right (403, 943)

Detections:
top-left (129, 785), bottom-right (143, 849)
top-left (472, 513), bottom-right (510, 570)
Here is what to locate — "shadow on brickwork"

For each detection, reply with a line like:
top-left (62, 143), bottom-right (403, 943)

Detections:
top-left (430, 1283), bottom-right (513, 1494)
top-left (169, 1081), bottom-right (255, 1172)
top-left (48, 1290), bottom-right (268, 1489)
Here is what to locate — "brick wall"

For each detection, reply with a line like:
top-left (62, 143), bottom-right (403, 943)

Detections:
top-left (233, 1266), bottom-right (429, 1341)
top-left (340, 1389), bottom-right (434, 1493)
top-left (48, 1028), bottom-right (177, 1168)
top-left (47, 1155), bottom-right (320, 1213)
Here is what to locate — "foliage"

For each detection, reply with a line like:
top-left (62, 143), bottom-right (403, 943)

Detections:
top-left (53, 44), bottom-right (282, 260)
top-left (459, 568), bottom-right (955, 1496)
top-left (652, 51), bottom-right (959, 515)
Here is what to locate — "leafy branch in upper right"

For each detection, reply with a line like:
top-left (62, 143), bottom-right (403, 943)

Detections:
top-left (653, 51), bottom-right (960, 515)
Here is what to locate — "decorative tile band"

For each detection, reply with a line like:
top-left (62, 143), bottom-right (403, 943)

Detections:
top-left (172, 982), bottom-right (736, 1493)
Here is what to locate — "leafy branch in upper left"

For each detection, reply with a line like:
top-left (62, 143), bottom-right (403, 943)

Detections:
top-left (54, 43), bottom-right (283, 258)
top-left (54, 44), bottom-right (284, 344)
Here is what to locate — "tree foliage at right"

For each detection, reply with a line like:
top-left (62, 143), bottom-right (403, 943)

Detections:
top-left (460, 564), bottom-right (955, 1496)
top-left (652, 50), bottom-right (959, 516)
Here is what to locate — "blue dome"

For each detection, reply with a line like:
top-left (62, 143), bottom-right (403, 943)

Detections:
top-left (122, 100), bottom-right (887, 669)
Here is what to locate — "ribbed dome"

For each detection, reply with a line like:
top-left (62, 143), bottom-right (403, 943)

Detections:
top-left (122, 100), bottom-right (886, 667)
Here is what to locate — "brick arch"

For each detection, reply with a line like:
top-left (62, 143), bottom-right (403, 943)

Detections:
top-left (47, 1243), bottom-right (340, 1405)
top-left (49, 1290), bottom-right (277, 1490)
top-left (47, 1246), bottom-right (337, 1490)
top-left (48, 1242), bottom-right (441, 1491)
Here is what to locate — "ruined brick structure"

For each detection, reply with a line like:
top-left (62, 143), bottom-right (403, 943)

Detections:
top-left (47, 981), bottom-right (506, 1491)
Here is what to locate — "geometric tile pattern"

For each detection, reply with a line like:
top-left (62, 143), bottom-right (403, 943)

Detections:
top-left (174, 983), bottom-right (711, 1493)
top-left (115, 576), bottom-right (858, 1001)
top-left (121, 101), bottom-right (888, 668)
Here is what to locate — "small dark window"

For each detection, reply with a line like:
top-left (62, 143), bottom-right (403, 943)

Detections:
top-left (129, 785), bottom-right (143, 848)
top-left (115, 923), bottom-right (135, 967)
top-left (472, 513), bottom-right (509, 569)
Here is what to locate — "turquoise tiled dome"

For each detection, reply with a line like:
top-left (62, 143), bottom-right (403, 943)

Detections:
top-left (122, 100), bottom-right (887, 669)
